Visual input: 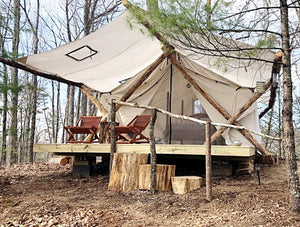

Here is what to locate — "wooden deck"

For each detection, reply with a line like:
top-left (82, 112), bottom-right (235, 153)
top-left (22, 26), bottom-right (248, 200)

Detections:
top-left (33, 143), bottom-right (255, 157)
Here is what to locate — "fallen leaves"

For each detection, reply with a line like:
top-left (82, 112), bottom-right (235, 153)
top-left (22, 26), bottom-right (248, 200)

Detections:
top-left (0, 161), bottom-right (299, 226)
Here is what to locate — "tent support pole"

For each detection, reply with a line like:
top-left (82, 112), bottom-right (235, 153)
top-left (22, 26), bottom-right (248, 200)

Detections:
top-left (209, 79), bottom-right (272, 144)
top-left (168, 53), bottom-right (232, 119)
top-left (0, 57), bottom-right (109, 116)
top-left (168, 53), bottom-right (269, 155)
top-left (116, 51), bottom-right (171, 112)
top-left (80, 85), bottom-right (108, 116)
top-left (0, 56), bottom-right (83, 87)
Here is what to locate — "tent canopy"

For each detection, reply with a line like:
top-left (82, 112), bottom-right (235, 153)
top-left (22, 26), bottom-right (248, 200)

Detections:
top-left (18, 11), bottom-right (275, 147)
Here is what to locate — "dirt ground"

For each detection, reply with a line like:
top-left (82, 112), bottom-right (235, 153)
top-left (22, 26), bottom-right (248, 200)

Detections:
top-left (0, 160), bottom-right (300, 227)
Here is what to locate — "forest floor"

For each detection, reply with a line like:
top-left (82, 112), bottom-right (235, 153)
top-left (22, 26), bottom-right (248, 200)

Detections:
top-left (0, 159), bottom-right (300, 226)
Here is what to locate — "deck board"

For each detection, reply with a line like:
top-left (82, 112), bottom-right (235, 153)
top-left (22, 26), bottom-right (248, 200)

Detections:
top-left (33, 143), bottom-right (255, 157)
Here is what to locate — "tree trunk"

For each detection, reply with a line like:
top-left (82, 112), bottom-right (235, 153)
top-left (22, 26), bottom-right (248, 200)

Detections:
top-left (28, 0), bottom-right (40, 162)
top-left (280, 0), bottom-right (300, 213)
top-left (1, 64), bottom-right (8, 165)
top-left (65, 0), bottom-right (75, 132)
top-left (55, 82), bottom-right (60, 143)
top-left (68, 85), bottom-right (75, 125)
top-left (22, 78), bottom-right (31, 162)
top-left (76, 88), bottom-right (81, 121)
top-left (51, 81), bottom-right (56, 142)
top-left (278, 77), bottom-right (282, 158)
top-left (29, 73), bottom-right (37, 162)
top-left (9, 0), bottom-right (21, 164)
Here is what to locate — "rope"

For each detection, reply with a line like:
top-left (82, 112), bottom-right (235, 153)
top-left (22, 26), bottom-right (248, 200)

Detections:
top-left (113, 100), bottom-right (282, 141)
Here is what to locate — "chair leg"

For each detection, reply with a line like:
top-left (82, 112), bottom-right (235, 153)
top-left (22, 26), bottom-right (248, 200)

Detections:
top-left (65, 129), bottom-right (75, 142)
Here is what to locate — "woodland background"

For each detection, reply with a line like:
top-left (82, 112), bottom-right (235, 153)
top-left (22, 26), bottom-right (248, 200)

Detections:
top-left (0, 0), bottom-right (300, 165)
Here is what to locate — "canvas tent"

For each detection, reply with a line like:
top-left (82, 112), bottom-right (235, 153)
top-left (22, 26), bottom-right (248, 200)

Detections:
top-left (16, 10), bottom-right (275, 149)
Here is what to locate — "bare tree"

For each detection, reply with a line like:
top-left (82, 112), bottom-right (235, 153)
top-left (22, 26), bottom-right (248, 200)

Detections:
top-left (21, 0), bottom-right (40, 162)
top-left (9, 0), bottom-right (21, 164)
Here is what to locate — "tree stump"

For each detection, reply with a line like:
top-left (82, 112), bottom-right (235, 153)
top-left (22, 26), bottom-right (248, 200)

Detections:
top-left (171, 176), bottom-right (203, 194)
top-left (139, 164), bottom-right (176, 191)
top-left (108, 153), bottom-right (148, 192)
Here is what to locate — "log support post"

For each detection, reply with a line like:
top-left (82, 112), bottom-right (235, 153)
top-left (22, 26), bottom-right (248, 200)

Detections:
top-left (206, 121), bottom-right (212, 202)
top-left (109, 100), bottom-right (116, 175)
top-left (80, 85), bottom-right (108, 116)
top-left (209, 80), bottom-right (272, 145)
top-left (169, 53), bottom-right (269, 155)
top-left (150, 109), bottom-right (157, 193)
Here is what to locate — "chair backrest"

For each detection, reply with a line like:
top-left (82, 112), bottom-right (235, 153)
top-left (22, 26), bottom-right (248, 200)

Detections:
top-left (131, 115), bottom-right (151, 130)
top-left (78, 116), bottom-right (102, 128)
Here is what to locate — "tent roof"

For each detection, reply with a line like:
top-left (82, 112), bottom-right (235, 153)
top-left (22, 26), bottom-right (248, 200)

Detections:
top-left (18, 11), bottom-right (274, 92)
top-left (19, 11), bottom-right (163, 92)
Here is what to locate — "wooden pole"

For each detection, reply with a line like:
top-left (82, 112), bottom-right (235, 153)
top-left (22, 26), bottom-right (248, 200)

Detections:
top-left (206, 121), bottom-right (212, 202)
top-left (114, 51), bottom-right (172, 115)
top-left (168, 63), bottom-right (173, 144)
top-left (80, 85), bottom-right (108, 116)
top-left (169, 53), bottom-right (268, 154)
top-left (119, 53), bottom-right (168, 104)
top-left (168, 53), bottom-right (231, 120)
top-left (150, 109), bottom-right (157, 193)
top-left (0, 56), bottom-right (82, 87)
top-left (109, 100), bottom-right (116, 175)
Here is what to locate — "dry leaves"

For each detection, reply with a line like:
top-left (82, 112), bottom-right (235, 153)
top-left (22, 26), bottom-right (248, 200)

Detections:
top-left (0, 161), bottom-right (299, 226)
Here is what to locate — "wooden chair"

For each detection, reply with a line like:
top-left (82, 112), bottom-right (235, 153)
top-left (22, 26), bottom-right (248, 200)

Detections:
top-left (115, 115), bottom-right (151, 144)
top-left (64, 116), bottom-right (102, 143)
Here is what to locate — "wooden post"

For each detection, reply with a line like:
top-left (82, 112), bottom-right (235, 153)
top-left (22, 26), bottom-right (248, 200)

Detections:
top-left (206, 121), bottom-right (212, 202)
top-left (109, 100), bottom-right (116, 175)
top-left (118, 53), bottom-right (168, 105)
top-left (0, 56), bottom-right (83, 87)
top-left (150, 109), bottom-right (157, 193)
top-left (209, 79), bottom-right (272, 144)
top-left (169, 53), bottom-right (269, 154)
top-left (168, 64), bottom-right (173, 144)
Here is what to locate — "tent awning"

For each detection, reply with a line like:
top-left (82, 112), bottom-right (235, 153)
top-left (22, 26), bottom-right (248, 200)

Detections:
top-left (18, 11), bottom-right (163, 92)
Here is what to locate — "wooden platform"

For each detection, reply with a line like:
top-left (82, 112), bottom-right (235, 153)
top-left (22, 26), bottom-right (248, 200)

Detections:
top-left (33, 143), bottom-right (255, 157)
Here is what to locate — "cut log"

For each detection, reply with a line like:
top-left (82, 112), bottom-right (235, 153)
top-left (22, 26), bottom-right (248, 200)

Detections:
top-left (108, 153), bottom-right (148, 192)
top-left (60, 157), bottom-right (69, 166)
top-left (48, 156), bottom-right (74, 165)
top-left (171, 176), bottom-right (203, 194)
top-left (139, 164), bottom-right (176, 191)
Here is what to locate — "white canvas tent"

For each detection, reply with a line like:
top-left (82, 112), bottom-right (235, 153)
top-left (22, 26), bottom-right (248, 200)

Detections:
top-left (16, 11), bottom-right (275, 149)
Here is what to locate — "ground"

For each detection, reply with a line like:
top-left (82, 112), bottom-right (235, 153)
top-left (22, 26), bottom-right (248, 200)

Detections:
top-left (0, 160), bottom-right (300, 226)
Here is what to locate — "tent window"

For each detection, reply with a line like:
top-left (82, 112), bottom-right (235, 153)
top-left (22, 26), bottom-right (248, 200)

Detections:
top-left (66, 45), bottom-right (98, 61)
top-left (193, 99), bottom-right (205, 114)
